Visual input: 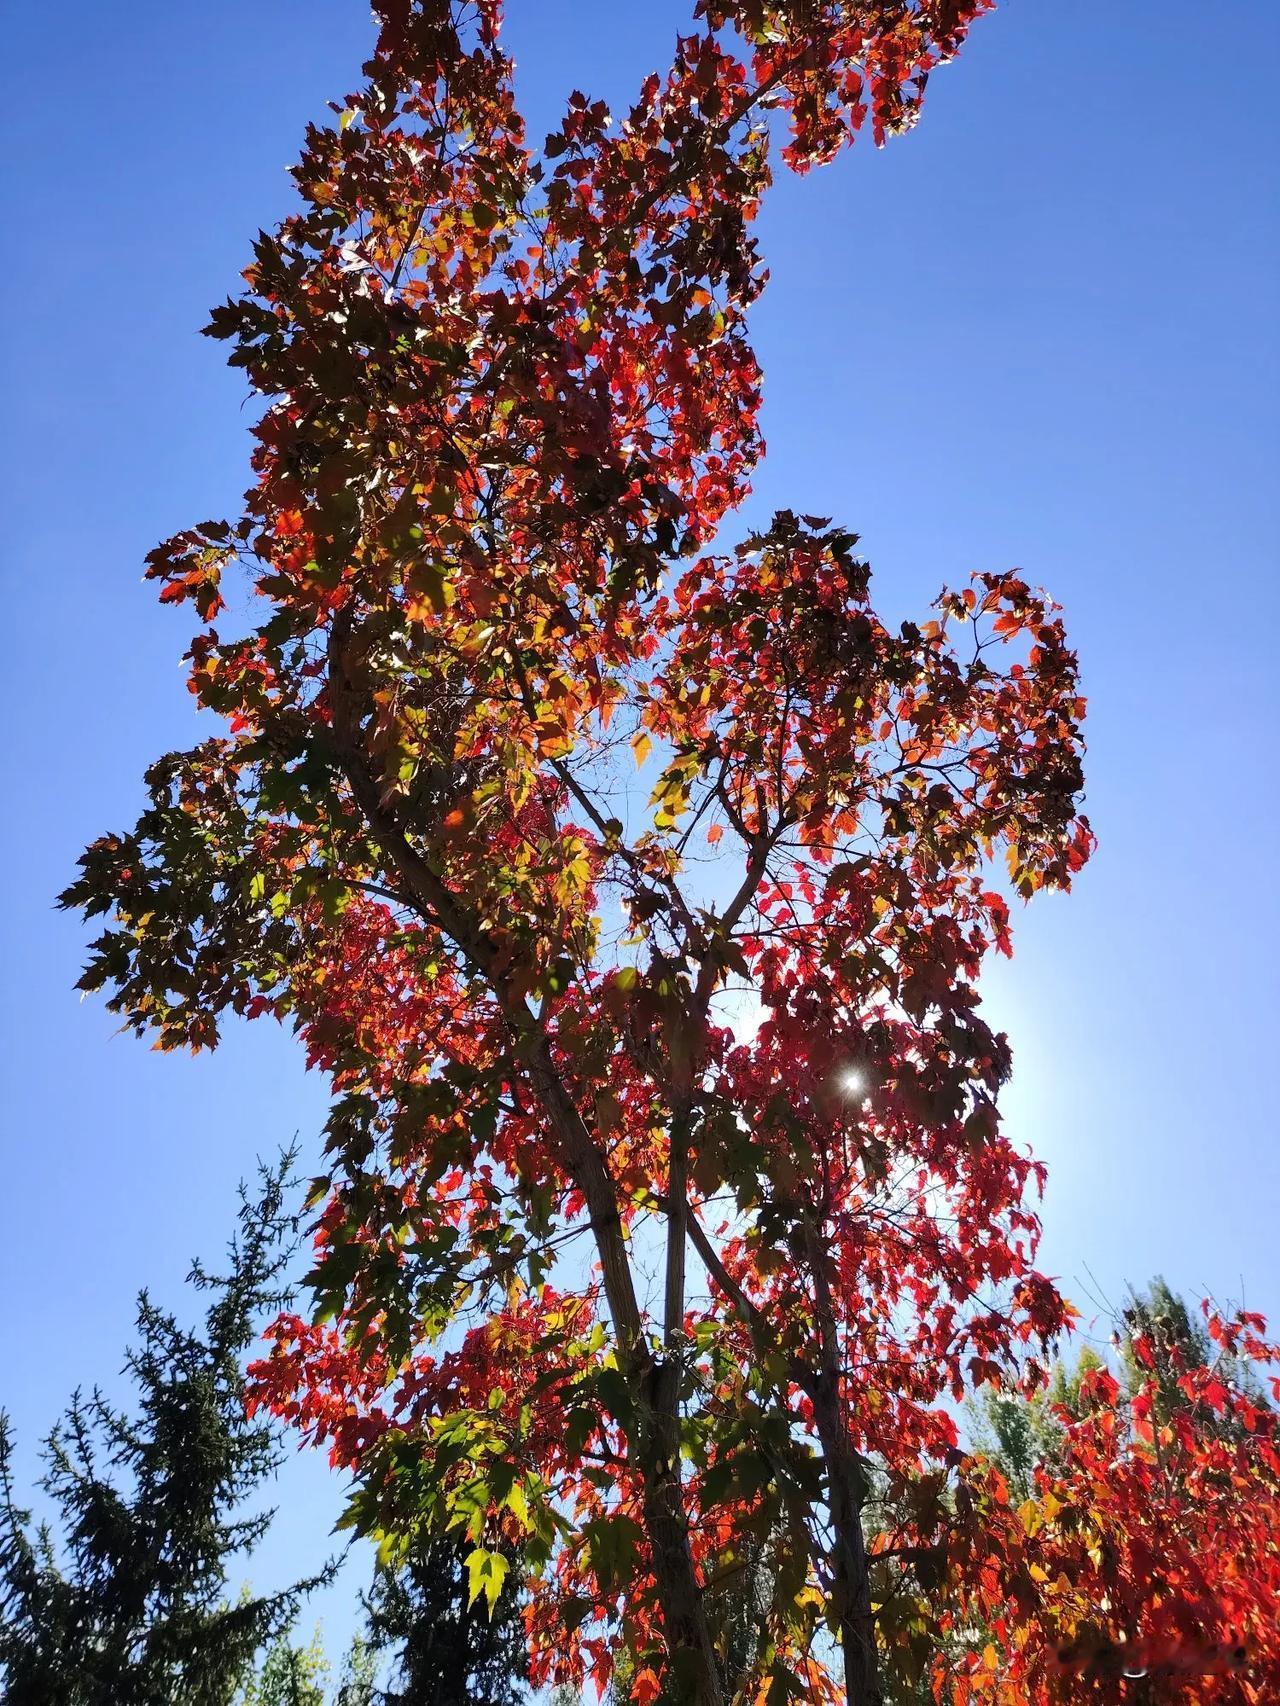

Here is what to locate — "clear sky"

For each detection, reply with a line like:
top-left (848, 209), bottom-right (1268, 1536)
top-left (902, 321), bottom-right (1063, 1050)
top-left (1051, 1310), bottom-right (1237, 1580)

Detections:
top-left (2, 0), bottom-right (1277, 1660)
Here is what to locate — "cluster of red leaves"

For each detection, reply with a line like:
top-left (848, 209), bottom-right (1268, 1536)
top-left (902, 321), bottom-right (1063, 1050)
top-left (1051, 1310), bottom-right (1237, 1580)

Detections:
top-left (248, 1285), bottom-right (596, 1476)
top-left (938, 1308), bottom-right (1280, 1704)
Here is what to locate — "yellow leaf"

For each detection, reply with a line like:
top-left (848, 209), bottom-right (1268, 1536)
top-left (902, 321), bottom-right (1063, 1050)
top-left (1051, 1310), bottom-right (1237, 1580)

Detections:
top-left (631, 730), bottom-right (653, 768)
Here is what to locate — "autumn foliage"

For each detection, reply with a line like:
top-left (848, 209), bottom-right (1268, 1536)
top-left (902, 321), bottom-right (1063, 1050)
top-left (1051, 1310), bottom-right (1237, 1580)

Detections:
top-left (61, 2), bottom-right (1275, 1701)
top-left (939, 1305), bottom-right (1280, 1704)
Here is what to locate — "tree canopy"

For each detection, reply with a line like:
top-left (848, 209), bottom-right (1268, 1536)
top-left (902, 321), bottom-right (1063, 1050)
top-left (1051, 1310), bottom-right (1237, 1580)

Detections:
top-left (62, 2), bottom-right (1279, 1701)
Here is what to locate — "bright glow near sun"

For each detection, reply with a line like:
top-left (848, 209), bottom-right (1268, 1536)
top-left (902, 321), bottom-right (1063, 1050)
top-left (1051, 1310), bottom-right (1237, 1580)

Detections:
top-left (839, 1068), bottom-right (866, 1097)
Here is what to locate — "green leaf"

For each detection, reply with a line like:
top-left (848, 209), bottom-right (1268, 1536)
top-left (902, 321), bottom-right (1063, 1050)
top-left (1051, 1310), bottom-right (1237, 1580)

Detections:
top-left (582, 1513), bottom-right (644, 1594)
top-left (504, 1479), bottom-right (530, 1532)
top-left (464, 1546), bottom-right (509, 1615)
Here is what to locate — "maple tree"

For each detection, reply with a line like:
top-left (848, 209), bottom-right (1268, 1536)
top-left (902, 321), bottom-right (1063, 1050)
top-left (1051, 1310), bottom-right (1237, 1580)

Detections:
top-left (61, 2), bottom-right (1108, 1700)
top-left (935, 1303), bottom-right (1280, 1704)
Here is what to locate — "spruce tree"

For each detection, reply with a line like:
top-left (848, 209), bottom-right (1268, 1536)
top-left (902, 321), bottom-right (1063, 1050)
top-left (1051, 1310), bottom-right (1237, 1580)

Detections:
top-left (359, 1536), bottom-right (526, 1706)
top-left (0, 1154), bottom-right (330, 1706)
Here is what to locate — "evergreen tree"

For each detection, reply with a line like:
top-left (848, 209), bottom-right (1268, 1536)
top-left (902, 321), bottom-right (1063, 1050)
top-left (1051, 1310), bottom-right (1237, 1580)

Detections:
top-left (0, 1154), bottom-right (331, 1706)
top-left (359, 1536), bottom-right (526, 1706)
top-left (333, 1635), bottom-right (379, 1706)
top-left (968, 1388), bottom-right (1060, 1509)
top-left (233, 1619), bottom-right (380, 1706)
top-left (240, 1623), bottom-right (330, 1706)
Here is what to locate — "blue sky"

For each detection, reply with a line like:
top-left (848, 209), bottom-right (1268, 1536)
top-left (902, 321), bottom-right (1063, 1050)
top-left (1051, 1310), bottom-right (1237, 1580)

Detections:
top-left (2, 0), bottom-right (1277, 1658)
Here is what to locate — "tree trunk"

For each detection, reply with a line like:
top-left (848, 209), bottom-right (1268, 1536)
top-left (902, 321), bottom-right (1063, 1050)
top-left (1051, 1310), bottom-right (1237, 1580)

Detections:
top-left (637, 1362), bottom-right (725, 1706)
top-left (516, 1058), bottom-right (723, 1703)
top-left (810, 1379), bottom-right (882, 1706)
top-left (328, 618), bottom-right (723, 1701)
